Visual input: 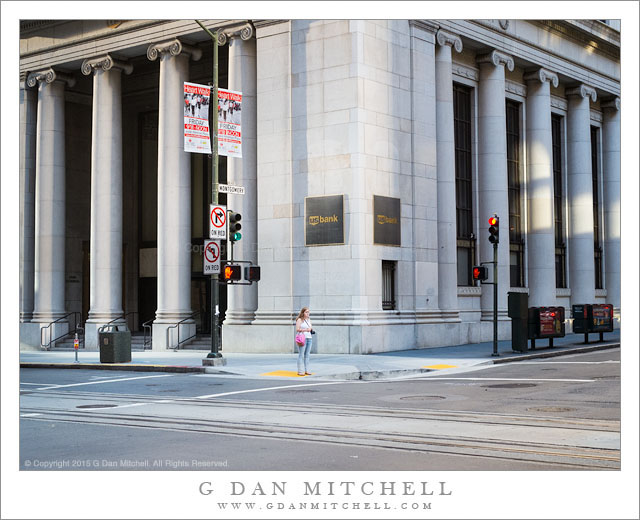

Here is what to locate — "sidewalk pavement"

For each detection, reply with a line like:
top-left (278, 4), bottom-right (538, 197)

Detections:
top-left (19, 330), bottom-right (620, 380)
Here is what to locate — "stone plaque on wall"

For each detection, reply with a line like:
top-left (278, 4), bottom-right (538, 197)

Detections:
top-left (373, 195), bottom-right (401, 246)
top-left (305, 195), bottom-right (344, 246)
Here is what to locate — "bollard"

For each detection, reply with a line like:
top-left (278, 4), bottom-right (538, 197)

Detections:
top-left (73, 332), bottom-right (79, 363)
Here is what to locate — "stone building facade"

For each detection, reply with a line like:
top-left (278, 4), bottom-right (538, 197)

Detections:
top-left (18, 19), bottom-right (621, 353)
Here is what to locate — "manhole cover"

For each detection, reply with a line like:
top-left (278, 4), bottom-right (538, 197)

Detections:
top-left (482, 383), bottom-right (538, 389)
top-left (528, 406), bottom-right (576, 413)
top-left (76, 404), bottom-right (118, 409)
top-left (400, 395), bottom-right (446, 401)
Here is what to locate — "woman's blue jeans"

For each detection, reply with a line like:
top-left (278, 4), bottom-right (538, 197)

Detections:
top-left (297, 337), bottom-right (312, 374)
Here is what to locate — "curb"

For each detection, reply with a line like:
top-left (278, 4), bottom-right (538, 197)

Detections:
top-left (19, 363), bottom-right (206, 373)
top-left (490, 342), bottom-right (620, 364)
top-left (19, 342), bottom-right (619, 376)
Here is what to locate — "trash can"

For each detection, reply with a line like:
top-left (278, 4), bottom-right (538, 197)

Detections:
top-left (98, 325), bottom-right (132, 363)
top-left (508, 292), bottom-right (529, 352)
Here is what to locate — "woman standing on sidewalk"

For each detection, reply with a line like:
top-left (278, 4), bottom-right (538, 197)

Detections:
top-left (295, 307), bottom-right (313, 376)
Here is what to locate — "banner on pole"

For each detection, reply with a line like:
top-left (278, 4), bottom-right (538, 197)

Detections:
top-left (218, 88), bottom-right (242, 158)
top-left (184, 82), bottom-right (212, 154)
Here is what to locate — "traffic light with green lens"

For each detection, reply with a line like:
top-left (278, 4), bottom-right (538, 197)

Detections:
top-left (228, 211), bottom-right (242, 242)
top-left (488, 215), bottom-right (499, 244)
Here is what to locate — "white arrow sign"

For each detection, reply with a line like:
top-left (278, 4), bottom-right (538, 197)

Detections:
top-left (209, 204), bottom-right (227, 239)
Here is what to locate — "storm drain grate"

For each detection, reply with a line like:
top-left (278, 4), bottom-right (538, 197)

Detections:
top-left (527, 406), bottom-right (576, 413)
top-left (76, 404), bottom-right (118, 409)
top-left (400, 395), bottom-right (446, 401)
top-left (482, 383), bottom-right (538, 389)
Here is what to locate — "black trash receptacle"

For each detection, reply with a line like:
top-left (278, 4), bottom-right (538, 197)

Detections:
top-left (99, 325), bottom-right (132, 363)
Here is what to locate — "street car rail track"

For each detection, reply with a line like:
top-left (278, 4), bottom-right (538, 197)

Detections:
top-left (20, 393), bottom-right (620, 470)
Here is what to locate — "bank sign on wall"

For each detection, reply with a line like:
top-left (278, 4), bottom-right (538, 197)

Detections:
top-left (183, 84), bottom-right (242, 158)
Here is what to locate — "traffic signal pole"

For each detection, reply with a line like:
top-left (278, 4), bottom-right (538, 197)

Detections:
top-left (196, 20), bottom-right (222, 360)
top-left (492, 239), bottom-right (499, 356)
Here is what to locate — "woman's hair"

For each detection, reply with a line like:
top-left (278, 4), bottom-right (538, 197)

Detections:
top-left (296, 307), bottom-right (309, 321)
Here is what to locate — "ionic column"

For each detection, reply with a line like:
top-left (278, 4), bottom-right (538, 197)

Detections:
top-left (601, 97), bottom-right (621, 311)
top-left (27, 68), bottom-right (75, 344)
top-left (435, 30), bottom-right (462, 312)
top-left (476, 50), bottom-right (513, 317)
top-left (81, 55), bottom-right (133, 349)
top-left (221, 24), bottom-right (258, 325)
top-left (566, 84), bottom-right (597, 305)
top-left (20, 77), bottom-right (37, 323)
top-left (524, 68), bottom-right (559, 307)
top-left (147, 39), bottom-right (201, 350)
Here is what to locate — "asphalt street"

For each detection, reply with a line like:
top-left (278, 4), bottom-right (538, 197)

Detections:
top-left (19, 348), bottom-right (620, 471)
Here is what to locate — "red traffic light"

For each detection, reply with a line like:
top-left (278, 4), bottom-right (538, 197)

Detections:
top-left (488, 215), bottom-right (499, 244)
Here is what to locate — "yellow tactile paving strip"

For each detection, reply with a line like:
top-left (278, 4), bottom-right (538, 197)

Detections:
top-left (423, 364), bottom-right (458, 370)
top-left (261, 370), bottom-right (312, 377)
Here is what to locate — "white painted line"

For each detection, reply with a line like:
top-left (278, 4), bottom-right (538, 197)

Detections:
top-left (194, 381), bottom-right (364, 400)
top-left (108, 380), bottom-right (366, 410)
top-left (516, 361), bottom-right (620, 365)
top-left (35, 374), bottom-right (175, 391)
top-left (20, 382), bottom-right (44, 385)
top-left (20, 413), bottom-right (43, 417)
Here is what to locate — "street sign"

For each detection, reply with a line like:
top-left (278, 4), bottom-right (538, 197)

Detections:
top-left (203, 239), bottom-right (221, 274)
top-left (218, 184), bottom-right (245, 195)
top-left (209, 204), bottom-right (227, 239)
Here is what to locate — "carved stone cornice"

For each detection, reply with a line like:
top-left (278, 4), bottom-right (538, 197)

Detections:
top-left (452, 63), bottom-right (479, 82)
top-left (601, 97), bottom-right (621, 111)
top-left (147, 38), bottom-right (202, 62)
top-left (476, 50), bottom-right (514, 72)
top-left (505, 80), bottom-right (527, 98)
top-left (566, 84), bottom-right (597, 102)
top-left (524, 67), bottom-right (559, 88)
top-left (590, 110), bottom-right (603, 123)
top-left (81, 54), bottom-right (133, 76)
top-left (436, 29), bottom-right (462, 53)
top-left (409, 20), bottom-right (439, 35)
top-left (217, 22), bottom-right (255, 45)
top-left (26, 67), bottom-right (75, 88)
top-left (550, 95), bottom-right (568, 112)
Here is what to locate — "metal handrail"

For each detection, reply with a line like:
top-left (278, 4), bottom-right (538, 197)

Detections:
top-left (166, 311), bottom-right (200, 351)
top-left (142, 319), bottom-right (153, 350)
top-left (40, 312), bottom-right (83, 350)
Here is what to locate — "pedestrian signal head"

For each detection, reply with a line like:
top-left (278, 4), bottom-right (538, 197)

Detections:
top-left (245, 266), bottom-right (261, 282)
top-left (488, 215), bottom-right (499, 244)
top-left (223, 263), bottom-right (241, 281)
top-left (472, 265), bottom-right (488, 282)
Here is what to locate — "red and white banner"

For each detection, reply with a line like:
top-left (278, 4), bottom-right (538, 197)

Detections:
top-left (184, 82), bottom-right (212, 154)
top-left (217, 88), bottom-right (242, 158)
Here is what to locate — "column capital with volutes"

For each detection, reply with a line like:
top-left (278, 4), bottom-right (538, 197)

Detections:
top-left (524, 67), bottom-right (559, 88)
top-left (436, 30), bottom-right (463, 53)
top-left (81, 54), bottom-right (133, 76)
top-left (26, 67), bottom-right (75, 88)
top-left (566, 84), bottom-right (597, 102)
top-left (476, 50), bottom-right (514, 72)
top-left (147, 38), bottom-right (202, 62)
top-left (217, 22), bottom-right (255, 45)
top-left (601, 97), bottom-right (620, 111)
